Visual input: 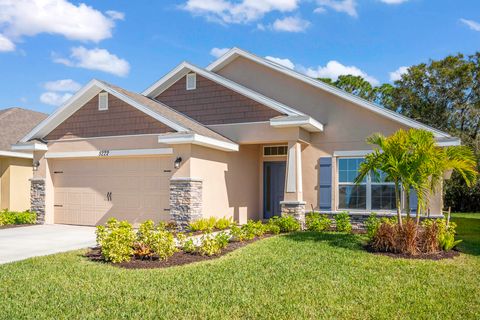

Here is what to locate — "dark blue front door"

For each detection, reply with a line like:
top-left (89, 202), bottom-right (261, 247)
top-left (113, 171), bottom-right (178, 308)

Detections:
top-left (263, 161), bottom-right (286, 219)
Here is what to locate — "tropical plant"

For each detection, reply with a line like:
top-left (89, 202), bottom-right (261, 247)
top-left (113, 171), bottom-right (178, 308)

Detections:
top-left (269, 216), bottom-right (301, 233)
top-left (334, 212), bottom-right (352, 233)
top-left (95, 218), bottom-right (136, 263)
top-left (305, 212), bottom-right (332, 232)
top-left (215, 217), bottom-right (233, 230)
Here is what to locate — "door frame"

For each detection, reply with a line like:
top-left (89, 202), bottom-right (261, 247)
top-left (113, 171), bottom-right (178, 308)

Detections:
top-left (263, 161), bottom-right (286, 219)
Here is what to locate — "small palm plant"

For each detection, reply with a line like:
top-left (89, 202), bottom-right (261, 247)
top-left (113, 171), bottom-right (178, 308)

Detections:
top-left (355, 129), bottom-right (477, 227)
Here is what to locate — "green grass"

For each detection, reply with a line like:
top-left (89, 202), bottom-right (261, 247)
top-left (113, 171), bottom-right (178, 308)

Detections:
top-left (1, 224), bottom-right (479, 319)
top-left (451, 213), bottom-right (480, 256)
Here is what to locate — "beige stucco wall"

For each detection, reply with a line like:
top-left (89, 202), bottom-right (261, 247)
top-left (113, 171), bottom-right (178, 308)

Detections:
top-left (0, 157), bottom-right (32, 211)
top-left (216, 57), bottom-right (443, 214)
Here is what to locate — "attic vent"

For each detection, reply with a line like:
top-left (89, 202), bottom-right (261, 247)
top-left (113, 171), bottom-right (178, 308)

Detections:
top-left (264, 145), bottom-right (288, 156)
top-left (186, 73), bottom-right (196, 90)
top-left (98, 92), bottom-right (108, 111)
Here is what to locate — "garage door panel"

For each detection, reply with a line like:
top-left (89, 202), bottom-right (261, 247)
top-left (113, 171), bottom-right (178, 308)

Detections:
top-left (52, 156), bottom-right (172, 226)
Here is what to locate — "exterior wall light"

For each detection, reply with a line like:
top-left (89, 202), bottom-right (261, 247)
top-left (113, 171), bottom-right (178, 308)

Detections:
top-left (174, 157), bottom-right (182, 169)
top-left (33, 160), bottom-right (40, 171)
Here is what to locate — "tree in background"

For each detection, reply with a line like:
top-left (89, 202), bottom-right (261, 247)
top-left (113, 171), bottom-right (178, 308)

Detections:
top-left (319, 53), bottom-right (480, 212)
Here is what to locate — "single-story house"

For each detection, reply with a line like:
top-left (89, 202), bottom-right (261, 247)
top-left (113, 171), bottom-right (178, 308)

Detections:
top-left (13, 48), bottom-right (458, 226)
top-left (0, 107), bottom-right (47, 211)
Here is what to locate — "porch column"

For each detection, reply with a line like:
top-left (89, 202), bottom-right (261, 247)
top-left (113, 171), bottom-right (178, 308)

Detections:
top-left (169, 177), bottom-right (203, 229)
top-left (281, 141), bottom-right (306, 225)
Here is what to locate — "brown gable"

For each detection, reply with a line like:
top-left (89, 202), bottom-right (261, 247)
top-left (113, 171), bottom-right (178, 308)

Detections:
top-left (155, 74), bottom-right (282, 125)
top-left (45, 93), bottom-right (175, 140)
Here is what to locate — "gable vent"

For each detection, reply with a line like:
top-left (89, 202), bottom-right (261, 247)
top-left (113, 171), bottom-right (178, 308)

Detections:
top-left (98, 92), bottom-right (108, 111)
top-left (186, 73), bottom-right (196, 90)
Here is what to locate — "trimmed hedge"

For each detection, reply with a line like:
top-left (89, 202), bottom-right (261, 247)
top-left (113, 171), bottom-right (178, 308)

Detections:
top-left (0, 210), bottom-right (36, 226)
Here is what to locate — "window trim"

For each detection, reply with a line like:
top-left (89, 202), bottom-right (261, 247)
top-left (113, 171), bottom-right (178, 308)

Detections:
top-left (98, 92), bottom-right (108, 111)
top-left (186, 73), bottom-right (196, 90)
top-left (336, 156), bottom-right (398, 212)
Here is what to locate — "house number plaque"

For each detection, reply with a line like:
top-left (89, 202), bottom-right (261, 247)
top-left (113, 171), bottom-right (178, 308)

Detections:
top-left (99, 150), bottom-right (110, 156)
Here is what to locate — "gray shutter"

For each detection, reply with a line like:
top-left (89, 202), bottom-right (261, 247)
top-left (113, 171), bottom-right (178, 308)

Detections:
top-left (409, 189), bottom-right (418, 213)
top-left (319, 157), bottom-right (332, 211)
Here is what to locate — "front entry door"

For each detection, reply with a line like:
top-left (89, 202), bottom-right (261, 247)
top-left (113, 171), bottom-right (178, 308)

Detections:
top-left (263, 161), bottom-right (286, 219)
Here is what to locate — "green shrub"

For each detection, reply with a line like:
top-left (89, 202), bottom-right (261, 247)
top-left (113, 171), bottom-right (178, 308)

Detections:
top-left (135, 220), bottom-right (176, 260)
top-left (265, 221), bottom-right (281, 235)
top-left (0, 210), bottom-right (36, 226)
top-left (365, 213), bottom-right (380, 239)
top-left (198, 233), bottom-right (222, 256)
top-left (229, 224), bottom-right (243, 241)
top-left (269, 216), bottom-right (300, 233)
top-left (305, 212), bottom-right (331, 232)
top-left (189, 217), bottom-right (217, 232)
top-left (215, 232), bottom-right (230, 249)
top-left (96, 218), bottom-right (136, 263)
top-left (335, 212), bottom-right (352, 233)
top-left (215, 217), bottom-right (233, 230)
top-left (183, 238), bottom-right (197, 253)
top-left (241, 220), bottom-right (265, 240)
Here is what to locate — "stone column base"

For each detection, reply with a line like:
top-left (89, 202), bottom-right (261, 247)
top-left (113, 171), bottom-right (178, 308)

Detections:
top-left (280, 201), bottom-right (306, 227)
top-left (30, 178), bottom-right (46, 224)
top-left (169, 178), bottom-right (203, 229)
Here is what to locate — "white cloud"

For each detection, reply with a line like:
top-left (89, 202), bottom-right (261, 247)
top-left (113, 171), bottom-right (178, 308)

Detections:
top-left (43, 79), bottom-right (82, 92)
top-left (182, 0), bottom-right (300, 24)
top-left (0, 0), bottom-right (123, 52)
top-left (0, 34), bottom-right (15, 52)
top-left (380, 0), bottom-right (409, 4)
top-left (40, 92), bottom-right (73, 106)
top-left (389, 66), bottom-right (409, 82)
top-left (106, 10), bottom-right (125, 20)
top-left (299, 60), bottom-right (379, 85)
top-left (315, 0), bottom-right (358, 17)
top-left (265, 56), bottom-right (295, 69)
top-left (271, 16), bottom-right (310, 32)
top-left (210, 47), bottom-right (230, 58)
top-left (54, 46), bottom-right (130, 77)
top-left (460, 18), bottom-right (480, 32)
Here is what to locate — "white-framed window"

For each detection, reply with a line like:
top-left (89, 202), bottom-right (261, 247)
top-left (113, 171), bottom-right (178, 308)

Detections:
top-left (337, 157), bottom-right (396, 211)
top-left (263, 145), bottom-right (288, 156)
top-left (186, 73), bottom-right (196, 90)
top-left (98, 92), bottom-right (108, 111)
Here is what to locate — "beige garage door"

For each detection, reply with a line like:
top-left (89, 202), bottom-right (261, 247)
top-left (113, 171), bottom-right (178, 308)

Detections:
top-left (52, 156), bottom-right (173, 226)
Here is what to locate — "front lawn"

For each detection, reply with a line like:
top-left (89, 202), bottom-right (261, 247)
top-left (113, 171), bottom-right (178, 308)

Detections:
top-left (1, 221), bottom-right (479, 319)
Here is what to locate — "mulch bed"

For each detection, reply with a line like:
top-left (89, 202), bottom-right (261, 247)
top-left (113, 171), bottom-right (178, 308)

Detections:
top-left (85, 235), bottom-right (272, 269)
top-left (0, 224), bottom-right (34, 230)
top-left (364, 245), bottom-right (460, 260)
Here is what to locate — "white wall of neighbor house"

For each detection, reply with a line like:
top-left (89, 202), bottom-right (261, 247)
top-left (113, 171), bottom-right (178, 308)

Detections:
top-left (216, 57), bottom-right (443, 214)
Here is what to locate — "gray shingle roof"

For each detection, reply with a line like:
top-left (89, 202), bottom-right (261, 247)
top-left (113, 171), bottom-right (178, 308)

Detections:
top-left (0, 108), bottom-right (47, 151)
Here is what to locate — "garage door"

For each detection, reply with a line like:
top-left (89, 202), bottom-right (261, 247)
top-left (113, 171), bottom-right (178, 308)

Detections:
top-left (52, 156), bottom-right (173, 226)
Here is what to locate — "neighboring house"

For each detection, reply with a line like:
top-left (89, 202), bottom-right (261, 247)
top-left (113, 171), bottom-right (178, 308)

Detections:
top-left (13, 48), bottom-right (458, 226)
top-left (0, 107), bottom-right (47, 211)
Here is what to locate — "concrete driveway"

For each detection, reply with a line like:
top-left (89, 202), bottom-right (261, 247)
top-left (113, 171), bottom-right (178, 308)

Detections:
top-left (0, 224), bottom-right (96, 264)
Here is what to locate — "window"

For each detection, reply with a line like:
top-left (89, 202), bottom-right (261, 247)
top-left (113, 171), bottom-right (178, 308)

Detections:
top-left (186, 73), bottom-right (196, 90)
top-left (98, 92), bottom-right (108, 111)
top-left (337, 157), bottom-right (396, 211)
top-left (264, 145), bottom-right (288, 156)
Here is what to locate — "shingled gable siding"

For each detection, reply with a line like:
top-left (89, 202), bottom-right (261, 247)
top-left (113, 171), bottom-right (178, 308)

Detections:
top-left (155, 75), bottom-right (283, 125)
top-left (45, 94), bottom-right (175, 140)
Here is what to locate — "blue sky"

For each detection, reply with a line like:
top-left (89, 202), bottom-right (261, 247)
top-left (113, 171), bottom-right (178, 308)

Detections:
top-left (0, 0), bottom-right (479, 114)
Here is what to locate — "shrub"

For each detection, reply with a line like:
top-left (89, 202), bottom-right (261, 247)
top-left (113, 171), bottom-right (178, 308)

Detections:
top-left (229, 224), bottom-right (243, 241)
top-left (305, 212), bottom-right (331, 232)
top-left (371, 219), bottom-right (398, 252)
top-left (264, 221), bottom-right (281, 235)
top-left (364, 213), bottom-right (380, 239)
top-left (397, 218), bottom-right (419, 255)
top-left (198, 233), bottom-right (222, 256)
top-left (334, 212), bottom-right (352, 233)
top-left (215, 232), bottom-right (230, 249)
top-left (215, 217), bottom-right (233, 230)
top-left (0, 210), bottom-right (36, 226)
top-left (269, 216), bottom-right (300, 233)
top-left (241, 220), bottom-right (265, 240)
top-left (135, 220), bottom-right (176, 260)
top-left (96, 218), bottom-right (136, 263)
top-left (189, 217), bottom-right (217, 232)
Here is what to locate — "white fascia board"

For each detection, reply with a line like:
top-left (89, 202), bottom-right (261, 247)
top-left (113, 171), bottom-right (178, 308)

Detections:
top-left (20, 79), bottom-right (188, 143)
top-left (270, 116), bottom-right (324, 132)
top-left (0, 150), bottom-right (33, 159)
top-left (11, 142), bottom-right (48, 151)
top-left (207, 48), bottom-right (451, 139)
top-left (45, 148), bottom-right (173, 159)
top-left (143, 62), bottom-right (303, 117)
top-left (158, 133), bottom-right (239, 152)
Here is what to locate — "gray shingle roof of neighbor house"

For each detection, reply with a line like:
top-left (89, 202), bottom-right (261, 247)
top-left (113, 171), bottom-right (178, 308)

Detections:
top-left (0, 107), bottom-right (47, 151)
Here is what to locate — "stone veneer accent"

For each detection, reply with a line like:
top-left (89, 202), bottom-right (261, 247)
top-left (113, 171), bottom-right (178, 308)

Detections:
top-left (30, 178), bottom-right (46, 224)
top-left (323, 212), bottom-right (444, 231)
top-left (169, 178), bottom-right (203, 229)
top-left (280, 201), bottom-right (306, 227)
